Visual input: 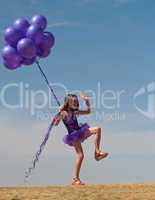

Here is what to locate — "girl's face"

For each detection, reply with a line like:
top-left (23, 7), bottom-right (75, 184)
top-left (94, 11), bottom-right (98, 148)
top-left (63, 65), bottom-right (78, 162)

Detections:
top-left (68, 96), bottom-right (79, 110)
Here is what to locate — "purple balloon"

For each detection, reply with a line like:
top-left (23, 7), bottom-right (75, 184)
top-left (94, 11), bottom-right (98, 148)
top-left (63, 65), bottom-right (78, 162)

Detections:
top-left (26, 24), bottom-right (44, 44)
top-left (17, 38), bottom-right (36, 59)
top-left (3, 46), bottom-right (22, 70)
top-left (37, 47), bottom-right (51, 58)
top-left (14, 18), bottom-right (30, 36)
top-left (4, 26), bottom-right (23, 46)
top-left (3, 60), bottom-right (20, 70)
top-left (31, 15), bottom-right (47, 30)
top-left (3, 58), bottom-right (21, 70)
top-left (40, 32), bottom-right (55, 48)
top-left (37, 32), bottom-right (54, 58)
top-left (2, 45), bottom-right (16, 59)
top-left (2, 45), bottom-right (22, 62)
top-left (36, 32), bottom-right (55, 58)
top-left (22, 57), bottom-right (36, 65)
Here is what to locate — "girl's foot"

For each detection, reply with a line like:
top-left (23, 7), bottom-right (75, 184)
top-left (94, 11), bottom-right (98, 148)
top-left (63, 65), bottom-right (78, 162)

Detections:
top-left (71, 177), bottom-right (85, 185)
top-left (94, 150), bottom-right (109, 161)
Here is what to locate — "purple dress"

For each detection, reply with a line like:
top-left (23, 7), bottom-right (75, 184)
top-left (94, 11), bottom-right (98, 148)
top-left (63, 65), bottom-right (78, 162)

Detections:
top-left (62, 112), bottom-right (91, 146)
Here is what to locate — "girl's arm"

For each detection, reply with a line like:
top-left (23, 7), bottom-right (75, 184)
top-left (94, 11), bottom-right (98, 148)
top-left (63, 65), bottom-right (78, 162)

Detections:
top-left (52, 110), bottom-right (67, 126)
top-left (77, 95), bottom-right (91, 115)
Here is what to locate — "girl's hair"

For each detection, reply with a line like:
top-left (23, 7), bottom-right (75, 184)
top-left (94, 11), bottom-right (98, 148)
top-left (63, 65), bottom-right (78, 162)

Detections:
top-left (60, 94), bottom-right (79, 111)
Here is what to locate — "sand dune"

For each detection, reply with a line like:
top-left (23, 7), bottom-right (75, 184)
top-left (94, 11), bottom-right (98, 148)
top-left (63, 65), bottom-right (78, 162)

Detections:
top-left (0, 184), bottom-right (155, 200)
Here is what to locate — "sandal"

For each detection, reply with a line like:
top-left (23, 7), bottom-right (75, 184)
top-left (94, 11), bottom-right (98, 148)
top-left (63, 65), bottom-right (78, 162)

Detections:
top-left (71, 177), bottom-right (85, 185)
top-left (95, 150), bottom-right (109, 161)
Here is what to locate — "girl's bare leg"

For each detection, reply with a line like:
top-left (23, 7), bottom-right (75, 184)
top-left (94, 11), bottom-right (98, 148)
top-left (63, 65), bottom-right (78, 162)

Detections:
top-left (73, 142), bottom-right (84, 179)
top-left (89, 127), bottom-right (108, 160)
top-left (89, 127), bottom-right (102, 152)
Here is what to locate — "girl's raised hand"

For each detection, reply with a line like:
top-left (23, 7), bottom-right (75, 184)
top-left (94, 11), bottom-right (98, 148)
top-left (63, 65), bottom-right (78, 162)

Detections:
top-left (80, 92), bottom-right (89, 101)
top-left (78, 92), bottom-right (91, 115)
top-left (80, 93), bottom-right (90, 108)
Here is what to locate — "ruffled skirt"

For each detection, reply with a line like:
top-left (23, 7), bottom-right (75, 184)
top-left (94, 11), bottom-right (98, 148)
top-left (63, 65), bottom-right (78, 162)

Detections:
top-left (63, 123), bottom-right (91, 146)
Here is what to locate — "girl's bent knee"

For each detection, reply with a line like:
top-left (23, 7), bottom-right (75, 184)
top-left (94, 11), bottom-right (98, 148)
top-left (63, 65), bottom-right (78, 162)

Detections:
top-left (77, 153), bottom-right (84, 160)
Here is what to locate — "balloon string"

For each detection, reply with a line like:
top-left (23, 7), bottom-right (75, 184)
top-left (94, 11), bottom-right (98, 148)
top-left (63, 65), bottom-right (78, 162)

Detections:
top-left (24, 120), bottom-right (54, 183)
top-left (35, 60), bottom-right (61, 107)
top-left (24, 61), bottom-right (61, 183)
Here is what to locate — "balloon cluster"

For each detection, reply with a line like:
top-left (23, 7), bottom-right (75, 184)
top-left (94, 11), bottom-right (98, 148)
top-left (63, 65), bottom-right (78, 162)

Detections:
top-left (2, 15), bottom-right (55, 70)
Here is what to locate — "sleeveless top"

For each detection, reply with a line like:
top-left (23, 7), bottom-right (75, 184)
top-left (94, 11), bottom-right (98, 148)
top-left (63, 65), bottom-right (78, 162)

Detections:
top-left (63, 112), bottom-right (80, 134)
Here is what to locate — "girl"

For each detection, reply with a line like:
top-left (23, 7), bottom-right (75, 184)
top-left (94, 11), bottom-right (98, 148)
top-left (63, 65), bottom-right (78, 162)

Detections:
top-left (53, 93), bottom-right (108, 185)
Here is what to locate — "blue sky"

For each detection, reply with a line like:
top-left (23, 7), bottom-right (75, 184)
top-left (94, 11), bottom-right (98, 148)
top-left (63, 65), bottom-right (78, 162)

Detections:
top-left (0, 0), bottom-right (155, 186)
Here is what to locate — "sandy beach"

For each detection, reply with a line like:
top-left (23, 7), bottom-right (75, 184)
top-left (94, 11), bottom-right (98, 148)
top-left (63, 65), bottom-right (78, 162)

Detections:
top-left (0, 184), bottom-right (155, 200)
